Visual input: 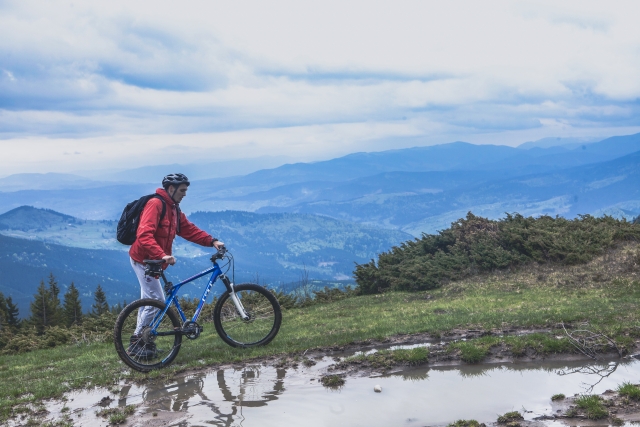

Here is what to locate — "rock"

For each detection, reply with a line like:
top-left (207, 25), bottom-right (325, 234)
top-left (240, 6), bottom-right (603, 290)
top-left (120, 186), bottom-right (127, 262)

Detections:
top-left (374, 385), bottom-right (382, 393)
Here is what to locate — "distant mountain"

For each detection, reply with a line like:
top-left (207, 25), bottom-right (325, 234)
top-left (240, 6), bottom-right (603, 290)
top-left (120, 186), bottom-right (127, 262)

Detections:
top-left (0, 207), bottom-right (411, 301)
top-left (76, 156), bottom-right (292, 183)
top-left (0, 173), bottom-right (113, 192)
top-left (187, 210), bottom-right (410, 280)
top-left (0, 133), bottom-right (639, 230)
top-left (258, 150), bottom-right (640, 235)
top-left (517, 136), bottom-right (600, 150)
top-left (0, 183), bottom-right (156, 219)
top-left (0, 234), bottom-right (140, 315)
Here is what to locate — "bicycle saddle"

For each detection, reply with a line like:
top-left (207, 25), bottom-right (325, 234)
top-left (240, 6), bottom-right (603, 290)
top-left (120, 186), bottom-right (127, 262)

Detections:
top-left (143, 260), bottom-right (164, 277)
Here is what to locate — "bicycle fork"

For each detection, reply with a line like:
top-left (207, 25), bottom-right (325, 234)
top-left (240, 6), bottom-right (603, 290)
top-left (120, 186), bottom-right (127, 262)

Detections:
top-left (220, 275), bottom-right (250, 321)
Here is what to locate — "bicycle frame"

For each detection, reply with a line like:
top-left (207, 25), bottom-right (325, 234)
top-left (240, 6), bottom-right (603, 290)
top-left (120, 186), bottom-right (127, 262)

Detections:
top-left (148, 261), bottom-right (248, 335)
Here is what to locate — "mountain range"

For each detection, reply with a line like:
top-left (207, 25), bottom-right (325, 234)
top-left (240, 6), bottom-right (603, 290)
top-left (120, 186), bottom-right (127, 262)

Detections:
top-left (1, 133), bottom-right (640, 314)
top-left (1, 133), bottom-right (638, 234)
top-left (0, 207), bottom-right (410, 314)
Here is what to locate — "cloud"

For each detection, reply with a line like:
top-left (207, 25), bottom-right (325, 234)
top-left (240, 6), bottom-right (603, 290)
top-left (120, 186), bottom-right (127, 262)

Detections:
top-left (0, 0), bottom-right (639, 173)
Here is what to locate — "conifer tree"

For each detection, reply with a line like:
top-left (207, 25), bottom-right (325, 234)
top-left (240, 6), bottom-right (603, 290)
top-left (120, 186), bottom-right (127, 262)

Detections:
top-left (0, 292), bottom-right (7, 332)
top-left (4, 296), bottom-right (19, 329)
top-left (47, 273), bottom-right (63, 326)
top-left (62, 283), bottom-right (83, 326)
top-left (29, 280), bottom-right (55, 334)
top-left (91, 284), bottom-right (109, 317)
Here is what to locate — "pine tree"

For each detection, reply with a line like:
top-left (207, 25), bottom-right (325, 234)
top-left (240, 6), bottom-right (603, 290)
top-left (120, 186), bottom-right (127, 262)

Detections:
top-left (4, 296), bottom-right (19, 329)
top-left (91, 285), bottom-right (109, 317)
top-left (0, 292), bottom-right (7, 332)
top-left (29, 280), bottom-right (55, 334)
top-left (62, 283), bottom-right (83, 327)
top-left (47, 273), bottom-right (63, 326)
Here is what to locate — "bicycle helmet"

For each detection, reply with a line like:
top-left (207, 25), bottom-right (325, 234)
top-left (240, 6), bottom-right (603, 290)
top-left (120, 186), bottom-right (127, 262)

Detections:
top-left (162, 173), bottom-right (190, 188)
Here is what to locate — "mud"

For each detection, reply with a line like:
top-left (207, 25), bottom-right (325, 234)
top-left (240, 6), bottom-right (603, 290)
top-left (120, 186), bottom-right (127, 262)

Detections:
top-left (8, 328), bottom-right (640, 426)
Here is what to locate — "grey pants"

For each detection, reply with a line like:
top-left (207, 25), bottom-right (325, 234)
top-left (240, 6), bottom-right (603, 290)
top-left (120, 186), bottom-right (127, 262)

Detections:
top-left (130, 258), bottom-right (165, 335)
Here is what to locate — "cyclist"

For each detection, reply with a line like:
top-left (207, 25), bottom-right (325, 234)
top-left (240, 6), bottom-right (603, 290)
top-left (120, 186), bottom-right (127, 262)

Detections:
top-left (128, 173), bottom-right (224, 358)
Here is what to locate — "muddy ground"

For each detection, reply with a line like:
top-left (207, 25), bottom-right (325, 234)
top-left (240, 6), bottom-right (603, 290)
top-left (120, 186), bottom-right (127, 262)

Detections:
top-left (10, 327), bottom-right (640, 427)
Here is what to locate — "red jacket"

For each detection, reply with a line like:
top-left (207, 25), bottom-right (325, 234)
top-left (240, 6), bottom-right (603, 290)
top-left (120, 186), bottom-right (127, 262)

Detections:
top-left (129, 188), bottom-right (214, 267)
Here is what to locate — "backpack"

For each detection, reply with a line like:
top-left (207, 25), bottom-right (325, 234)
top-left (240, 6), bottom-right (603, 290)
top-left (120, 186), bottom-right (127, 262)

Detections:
top-left (116, 194), bottom-right (167, 245)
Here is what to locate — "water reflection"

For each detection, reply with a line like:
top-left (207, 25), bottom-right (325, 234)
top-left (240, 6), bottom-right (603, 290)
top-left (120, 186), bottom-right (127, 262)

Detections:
top-left (35, 356), bottom-right (640, 427)
top-left (557, 361), bottom-right (619, 393)
top-left (119, 366), bottom-right (289, 426)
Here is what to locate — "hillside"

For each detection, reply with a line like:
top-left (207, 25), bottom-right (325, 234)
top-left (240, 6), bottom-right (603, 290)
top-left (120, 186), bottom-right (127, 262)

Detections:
top-left (259, 149), bottom-right (640, 235)
top-left (0, 234), bottom-right (139, 314)
top-left (354, 213), bottom-right (640, 294)
top-left (0, 207), bottom-right (411, 308)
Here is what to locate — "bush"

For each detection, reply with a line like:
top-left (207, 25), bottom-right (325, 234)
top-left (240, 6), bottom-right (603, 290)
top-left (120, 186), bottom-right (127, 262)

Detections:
top-left (355, 213), bottom-right (640, 293)
top-left (1, 312), bottom-right (117, 355)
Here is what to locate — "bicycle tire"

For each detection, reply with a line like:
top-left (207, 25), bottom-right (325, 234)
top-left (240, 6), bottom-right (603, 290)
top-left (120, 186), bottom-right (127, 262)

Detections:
top-left (213, 283), bottom-right (282, 348)
top-left (114, 298), bottom-right (183, 372)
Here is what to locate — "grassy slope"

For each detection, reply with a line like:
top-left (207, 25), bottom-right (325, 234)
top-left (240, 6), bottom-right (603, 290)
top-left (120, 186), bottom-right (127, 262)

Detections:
top-left (1, 244), bottom-right (639, 420)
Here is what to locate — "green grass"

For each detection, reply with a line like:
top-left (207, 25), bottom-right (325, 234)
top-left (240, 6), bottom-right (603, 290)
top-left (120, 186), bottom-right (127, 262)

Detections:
top-left (551, 393), bottom-right (565, 401)
top-left (320, 375), bottom-right (345, 388)
top-left (1, 247), bottom-right (639, 422)
top-left (496, 411), bottom-right (523, 423)
top-left (448, 420), bottom-right (484, 427)
top-left (574, 395), bottom-right (608, 419)
top-left (344, 346), bottom-right (429, 368)
top-left (617, 382), bottom-right (640, 400)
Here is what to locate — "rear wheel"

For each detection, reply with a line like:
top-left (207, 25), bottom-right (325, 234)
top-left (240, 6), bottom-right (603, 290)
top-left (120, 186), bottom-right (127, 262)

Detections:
top-left (213, 284), bottom-right (282, 348)
top-left (114, 298), bottom-right (182, 372)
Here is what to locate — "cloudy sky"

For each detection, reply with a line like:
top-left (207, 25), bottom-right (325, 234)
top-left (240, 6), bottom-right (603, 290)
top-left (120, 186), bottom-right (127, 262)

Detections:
top-left (1, 0), bottom-right (640, 174)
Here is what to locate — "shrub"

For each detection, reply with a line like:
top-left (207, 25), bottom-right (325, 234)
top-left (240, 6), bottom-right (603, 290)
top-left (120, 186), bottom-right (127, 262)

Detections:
top-left (355, 213), bottom-right (640, 293)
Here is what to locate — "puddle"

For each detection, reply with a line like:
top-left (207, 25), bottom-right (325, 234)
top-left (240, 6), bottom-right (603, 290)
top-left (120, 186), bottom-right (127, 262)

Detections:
top-left (24, 357), bottom-right (640, 426)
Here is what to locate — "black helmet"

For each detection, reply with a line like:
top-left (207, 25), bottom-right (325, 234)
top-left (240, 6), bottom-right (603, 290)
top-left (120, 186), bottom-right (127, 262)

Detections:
top-left (162, 173), bottom-right (190, 188)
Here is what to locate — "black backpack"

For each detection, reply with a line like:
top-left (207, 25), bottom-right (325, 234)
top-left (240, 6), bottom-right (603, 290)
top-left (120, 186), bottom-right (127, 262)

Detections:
top-left (116, 194), bottom-right (167, 245)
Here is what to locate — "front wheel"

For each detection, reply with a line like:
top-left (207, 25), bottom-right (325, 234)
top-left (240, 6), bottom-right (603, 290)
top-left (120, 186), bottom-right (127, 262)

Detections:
top-left (114, 298), bottom-right (183, 372)
top-left (213, 284), bottom-right (282, 348)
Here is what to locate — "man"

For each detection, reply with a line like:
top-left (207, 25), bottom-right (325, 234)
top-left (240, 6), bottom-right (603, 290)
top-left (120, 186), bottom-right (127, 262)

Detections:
top-left (128, 173), bottom-right (224, 357)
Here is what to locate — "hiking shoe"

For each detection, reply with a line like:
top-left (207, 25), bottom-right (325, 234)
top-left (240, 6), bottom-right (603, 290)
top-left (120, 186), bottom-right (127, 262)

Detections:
top-left (127, 335), bottom-right (156, 359)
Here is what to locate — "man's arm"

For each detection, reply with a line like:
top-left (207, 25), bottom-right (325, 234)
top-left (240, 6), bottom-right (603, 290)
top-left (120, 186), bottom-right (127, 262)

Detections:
top-left (177, 212), bottom-right (218, 247)
top-left (136, 198), bottom-right (167, 260)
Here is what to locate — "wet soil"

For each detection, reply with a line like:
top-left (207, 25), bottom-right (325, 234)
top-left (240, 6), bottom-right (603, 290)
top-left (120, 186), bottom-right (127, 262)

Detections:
top-left (8, 328), bottom-right (640, 426)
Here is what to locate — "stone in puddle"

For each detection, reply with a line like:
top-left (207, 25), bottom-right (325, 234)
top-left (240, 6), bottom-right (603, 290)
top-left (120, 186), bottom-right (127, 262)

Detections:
top-left (374, 385), bottom-right (382, 393)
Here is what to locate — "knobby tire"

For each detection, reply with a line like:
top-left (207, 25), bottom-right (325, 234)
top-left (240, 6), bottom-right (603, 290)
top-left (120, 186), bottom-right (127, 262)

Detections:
top-left (114, 298), bottom-right (182, 372)
top-left (213, 283), bottom-right (282, 348)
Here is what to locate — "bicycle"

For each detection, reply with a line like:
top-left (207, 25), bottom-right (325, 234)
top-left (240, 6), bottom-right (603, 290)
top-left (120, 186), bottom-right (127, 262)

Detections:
top-left (114, 248), bottom-right (282, 372)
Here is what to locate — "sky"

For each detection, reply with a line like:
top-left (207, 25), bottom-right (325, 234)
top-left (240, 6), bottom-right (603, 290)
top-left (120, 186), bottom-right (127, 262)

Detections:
top-left (1, 0), bottom-right (640, 175)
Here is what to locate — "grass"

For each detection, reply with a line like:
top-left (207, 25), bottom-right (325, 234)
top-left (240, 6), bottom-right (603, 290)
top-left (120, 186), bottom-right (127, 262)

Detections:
top-left (617, 382), bottom-right (640, 400)
top-left (574, 395), bottom-right (608, 419)
top-left (96, 405), bottom-right (135, 425)
top-left (320, 375), bottom-right (345, 388)
top-left (0, 244), bottom-right (639, 422)
top-left (344, 346), bottom-right (429, 368)
top-left (448, 420), bottom-right (484, 427)
top-left (497, 411), bottom-right (523, 423)
top-left (551, 393), bottom-right (565, 401)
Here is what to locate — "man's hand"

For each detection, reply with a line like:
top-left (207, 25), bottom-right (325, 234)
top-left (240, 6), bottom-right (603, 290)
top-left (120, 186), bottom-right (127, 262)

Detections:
top-left (162, 255), bottom-right (176, 265)
top-left (213, 240), bottom-right (225, 250)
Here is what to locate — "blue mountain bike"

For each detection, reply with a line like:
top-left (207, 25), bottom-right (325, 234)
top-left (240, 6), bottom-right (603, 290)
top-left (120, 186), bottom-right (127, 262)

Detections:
top-left (114, 248), bottom-right (282, 372)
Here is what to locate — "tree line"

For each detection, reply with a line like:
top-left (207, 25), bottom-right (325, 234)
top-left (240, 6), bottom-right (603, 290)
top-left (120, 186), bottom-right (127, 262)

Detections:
top-left (0, 273), bottom-right (122, 335)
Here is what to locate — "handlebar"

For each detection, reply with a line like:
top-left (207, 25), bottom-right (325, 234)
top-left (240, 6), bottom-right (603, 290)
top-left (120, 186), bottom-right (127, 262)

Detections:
top-left (210, 246), bottom-right (227, 263)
